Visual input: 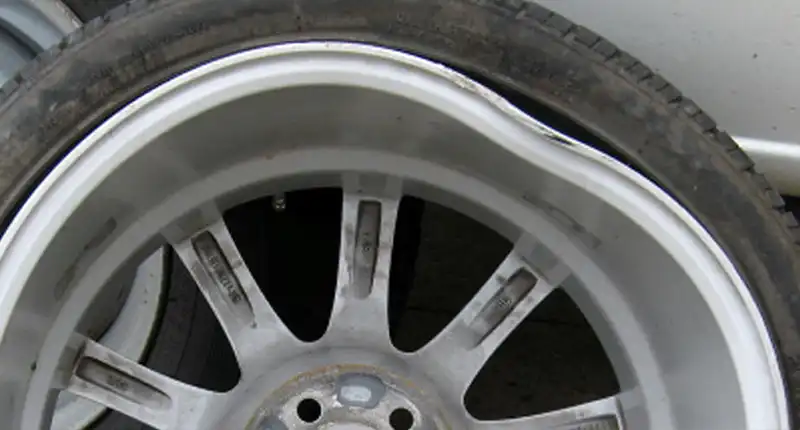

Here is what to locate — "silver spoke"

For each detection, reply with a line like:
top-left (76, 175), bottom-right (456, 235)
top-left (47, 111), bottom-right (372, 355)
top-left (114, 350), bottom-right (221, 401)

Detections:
top-left (416, 237), bottom-right (570, 395)
top-left (472, 395), bottom-right (624, 430)
top-left (325, 174), bottom-right (402, 347)
top-left (170, 217), bottom-right (296, 369)
top-left (66, 339), bottom-right (218, 430)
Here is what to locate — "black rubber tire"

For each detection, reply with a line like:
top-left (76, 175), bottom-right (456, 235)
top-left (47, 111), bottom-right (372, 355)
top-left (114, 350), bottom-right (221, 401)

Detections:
top-left (1, 0), bottom-right (799, 428)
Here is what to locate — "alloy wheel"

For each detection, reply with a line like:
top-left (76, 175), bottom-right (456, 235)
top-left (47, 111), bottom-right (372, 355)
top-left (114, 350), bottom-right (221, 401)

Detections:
top-left (0, 42), bottom-right (786, 430)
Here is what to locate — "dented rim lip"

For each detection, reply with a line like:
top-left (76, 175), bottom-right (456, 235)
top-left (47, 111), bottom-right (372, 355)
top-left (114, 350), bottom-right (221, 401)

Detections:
top-left (0, 42), bottom-right (788, 430)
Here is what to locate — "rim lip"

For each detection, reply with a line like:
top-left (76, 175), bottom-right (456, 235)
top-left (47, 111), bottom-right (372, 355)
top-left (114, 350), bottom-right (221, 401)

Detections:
top-left (0, 41), bottom-right (787, 430)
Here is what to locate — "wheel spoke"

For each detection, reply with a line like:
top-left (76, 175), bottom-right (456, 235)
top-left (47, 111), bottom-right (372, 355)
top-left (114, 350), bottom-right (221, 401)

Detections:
top-left (325, 174), bottom-right (402, 347)
top-left (471, 395), bottom-right (624, 430)
top-left (415, 237), bottom-right (570, 395)
top-left (170, 216), bottom-right (296, 369)
top-left (66, 339), bottom-right (219, 430)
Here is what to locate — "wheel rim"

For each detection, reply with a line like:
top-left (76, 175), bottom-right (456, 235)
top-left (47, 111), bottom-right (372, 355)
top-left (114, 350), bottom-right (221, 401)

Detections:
top-left (0, 0), bottom-right (80, 83)
top-left (0, 27), bottom-right (32, 83)
top-left (0, 42), bottom-right (787, 429)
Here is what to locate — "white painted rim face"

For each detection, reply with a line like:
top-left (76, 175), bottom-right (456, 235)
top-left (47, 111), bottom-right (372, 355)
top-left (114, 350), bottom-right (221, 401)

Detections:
top-left (0, 42), bottom-right (788, 430)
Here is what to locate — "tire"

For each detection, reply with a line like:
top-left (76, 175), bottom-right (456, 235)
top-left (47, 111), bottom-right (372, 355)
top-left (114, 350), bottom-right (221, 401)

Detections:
top-left (0, 0), bottom-right (797, 429)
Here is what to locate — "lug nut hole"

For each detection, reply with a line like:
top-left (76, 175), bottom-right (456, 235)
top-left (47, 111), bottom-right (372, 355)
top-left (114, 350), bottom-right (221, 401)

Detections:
top-left (296, 398), bottom-right (322, 423)
top-left (389, 408), bottom-right (414, 430)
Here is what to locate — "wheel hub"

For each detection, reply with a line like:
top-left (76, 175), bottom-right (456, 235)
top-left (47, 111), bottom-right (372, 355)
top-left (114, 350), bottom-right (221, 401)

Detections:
top-left (251, 363), bottom-right (445, 430)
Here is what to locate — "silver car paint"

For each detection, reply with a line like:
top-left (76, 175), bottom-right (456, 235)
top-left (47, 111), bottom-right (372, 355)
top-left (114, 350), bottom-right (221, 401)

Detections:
top-left (538, 0), bottom-right (800, 195)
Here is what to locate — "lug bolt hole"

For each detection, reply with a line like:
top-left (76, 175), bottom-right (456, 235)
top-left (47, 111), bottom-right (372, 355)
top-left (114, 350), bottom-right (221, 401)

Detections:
top-left (389, 408), bottom-right (414, 430)
top-left (296, 398), bottom-right (322, 423)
